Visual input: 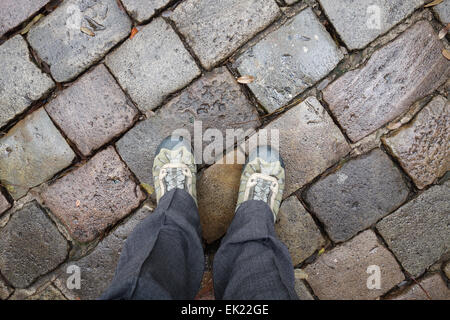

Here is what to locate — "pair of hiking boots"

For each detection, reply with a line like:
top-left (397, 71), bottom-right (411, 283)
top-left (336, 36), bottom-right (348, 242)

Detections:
top-left (152, 136), bottom-right (285, 221)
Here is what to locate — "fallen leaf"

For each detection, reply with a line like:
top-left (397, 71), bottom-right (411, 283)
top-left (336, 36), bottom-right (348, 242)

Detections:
top-left (130, 27), bottom-right (138, 39)
top-left (443, 49), bottom-right (450, 60)
top-left (318, 247), bottom-right (325, 255)
top-left (141, 183), bottom-right (154, 195)
top-left (237, 75), bottom-right (255, 84)
top-left (20, 14), bottom-right (43, 35)
top-left (438, 23), bottom-right (450, 39)
top-left (424, 0), bottom-right (443, 7)
top-left (75, 200), bottom-right (80, 207)
top-left (294, 269), bottom-right (308, 280)
top-left (80, 26), bottom-right (95, 37)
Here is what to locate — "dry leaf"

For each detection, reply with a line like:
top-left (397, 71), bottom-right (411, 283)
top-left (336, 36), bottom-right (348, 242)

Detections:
top-left (75, 200), bottom-right (80, 207)
top-left (80, 26), bottom-right (95, 37)
top-left (130, 27), bottom-right (138, 39)
top-left (424, 0), bottom-right (443, 7)
top-left (141, 183), bottom-right (154, 195)
top-left (237, 75), bottom-right (255, 84)
top-left (439, 23), bottom-right (450, 39)
top-left (443, 49), bottom-right (450, 60)
top-left (20, 14), bottom-right (43, 35)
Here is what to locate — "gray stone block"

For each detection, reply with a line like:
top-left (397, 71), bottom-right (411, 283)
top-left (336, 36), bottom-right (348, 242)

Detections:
top-left (304, 148), bottom-right (409, 243)
top-left (0, 0), bottom-right (50, 37)
top-left (318, 0), bottom-right (424, 49)
top-left (377, 182), bottom-right (450, 277)
top-left (323, 21), bottom-right (450, 142)
top-left (170, 0), bottom-right (280, 69)
top-left (0, 108), bottom-right (76, 200)
top-left (275, 196), bottom-right (325, 266)
top-left (0, 35), bottom-right (55, 128)
top-left (236, 7), bottom-right (343, 112)
top-left (121, 0), bottom-right (170, 23)
top-left (27, 0), bottom-right (132, 82)
top-left (0, 201), bottom-right (69, 288)
top-left (105, 18), bottom-right (200, 112)
top-left (55, 205), bottom-right (153, 300)
top-left (45, 64), bottom-right (138, 156)
top-left (383, 96), bottom-right (449, 189)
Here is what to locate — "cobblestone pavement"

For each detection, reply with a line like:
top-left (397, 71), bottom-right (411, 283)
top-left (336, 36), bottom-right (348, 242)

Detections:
top-left (0, 0), bottom-right (449, 300)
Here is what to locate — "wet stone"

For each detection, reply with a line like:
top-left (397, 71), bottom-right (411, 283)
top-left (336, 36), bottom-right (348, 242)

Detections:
top-left (235, 8), bottom-right (343, 112)
top-left (392, 274), bottom-right (450, 300)
top-left (275, 196), bottom-right (325, 266)
top-left (41, 147), bottom-right (145, 243)
top-left (0, 277), bottom-right (13, 300)
top-left (45, 64), bottom-right (138, 156)
top-left (377, 182), bottom-right (450, 277)
top-left (383, 96), bottom-right (449, 189)
top-left (197, 150), bottom-right (244, 243)
top-left (0, 0), bottom-right (50, 37)
top-left (116, 67), bottom-right (260, 190)
top-left (434, 0), bottom-right (450, 24)
top-left (170, 0), bottom-right (280, 70)
top-left (0, 35), bottom-right (55, 128)
top-left (318, 0), bottom-right (424, 50)
top-left (323, 21), bottom-right (450, 142)
top-left (304, 148), bottom-right (409, 243)
top-left (304, 230), bottom-right (405, 300)
top-left (55, 205), bottom-right (153, 300)
top-left (0, 193), bottom-right (11, 216)
top-left (0, 201), bottom-right (69, 288)
top-left (27, 0), bottom-right (132, 82)
top-left (0, 108), bottom-right (76, 200)
top-left (105, 18), bottom-right (200, 113)
top-left (121, 0), bottom-right (171, 23)
top-left (243, 96), bottom-right (350, 197)
top-left (294, 278), bottom-right (314, 300)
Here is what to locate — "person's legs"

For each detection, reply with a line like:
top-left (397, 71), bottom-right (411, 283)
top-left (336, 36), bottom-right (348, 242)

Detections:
top-left (100, 188), bottom-right (204, 300)
top-left (213, 146), bottom-right (298, 300)
top-left (100, 135), bottom-right (203, 300)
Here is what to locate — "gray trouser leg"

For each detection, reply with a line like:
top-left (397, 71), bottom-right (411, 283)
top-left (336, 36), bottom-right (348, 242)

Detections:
top-left (100, 188), bottom-right (204, 300)
top-left (213, 200), bottom-right (299, 300)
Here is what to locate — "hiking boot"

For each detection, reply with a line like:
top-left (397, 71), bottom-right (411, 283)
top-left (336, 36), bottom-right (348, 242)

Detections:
top-left (236, 145), bottom-right (285, 221)
top-left (153, 135), bottom-right (197, 204)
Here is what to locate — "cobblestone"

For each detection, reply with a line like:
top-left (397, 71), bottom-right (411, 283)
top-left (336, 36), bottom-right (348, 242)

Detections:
top-left (45, 64), bottom-right (138, 156)
top-left (25, 283), bottom-right (66, 300)
top-left (0, 194), bottom-right (11, 216)
top-left (323, 21), bottom-right (450, 142)
top-left (304, 148), bottom-right (409, 243)
top-left (294, 278), bottom-right (314, 300)
top-left (27, 0), bottom-right (132, 82)
top-left (105, 18), bottom-right (200, 113)
top-left (377, 182), bottom-right (450, 277)
top-left (275, 196), bottom-right (325, 266)
top-left (392, 274), bottom-right (450, 300)
top-left (0, 35), bottom-right (55, 128)
top-left (41, 147), bottom-right (145, 243)
top-left (0, 201), bottom-right (69, 288)
top-left (121, 0), bottom-right (170, 23)
top-left (116, 67), bottom-right (260, 189)
top-left (434, 0), bottom-right (450, 23)
top-left (318, 0), bottom-right (424, 50)
top-left (304, 230), bottom-right (404, 300)
top-left (235, 8), bottom-right (343, 112)
top-left (0, 0), bottom-right (50, 37)
top-left (55, 204), bottom-right (152, 300)
top-left (0, 277), bottom-right (13, 299)
top-left (0, 108), bottom-right (76, 200)
top-left (170, 0), bottom-right (280, 69)
top-left (242, 97), bottom-right (350, 197)
top-left (383, 95), bottom-right (449, 189)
